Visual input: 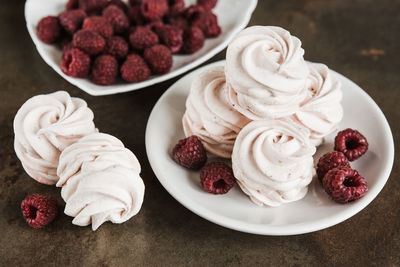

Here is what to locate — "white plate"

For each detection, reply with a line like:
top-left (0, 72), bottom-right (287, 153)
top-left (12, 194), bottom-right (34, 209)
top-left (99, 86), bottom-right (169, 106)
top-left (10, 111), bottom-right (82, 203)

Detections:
top-left (145, 60), bottom-right (394, 235)
top-left (25, 0), bottom-right (257, 96)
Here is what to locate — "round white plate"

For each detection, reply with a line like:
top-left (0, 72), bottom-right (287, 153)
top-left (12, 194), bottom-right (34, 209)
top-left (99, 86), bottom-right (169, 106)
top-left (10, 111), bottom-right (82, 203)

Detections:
top-left (145, 60), bottom-right (394, 235)
top-left (25, 0), bottom-right (257, 96)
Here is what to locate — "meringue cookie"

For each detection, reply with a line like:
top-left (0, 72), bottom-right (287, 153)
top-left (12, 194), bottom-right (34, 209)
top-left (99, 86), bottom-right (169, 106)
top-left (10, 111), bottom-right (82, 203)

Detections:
top-left (13, 91), bottom-right (96, 185)
top-left (57, 133), bottom-right (145, 231)
top-left (293, 62), bottom-right (343, 146)
top-left (182, 66), bottom-right (250, 158)
top-left (225, 26), bottom-right (309, 119)
top-left (232, 120), bottom-right (316, 207)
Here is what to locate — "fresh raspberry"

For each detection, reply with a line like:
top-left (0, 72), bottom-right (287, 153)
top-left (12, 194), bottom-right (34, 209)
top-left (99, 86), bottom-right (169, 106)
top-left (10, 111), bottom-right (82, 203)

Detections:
top-left (334, 128), bottom-right (369, 161)
top-left (82, 16), bottom-right (114, 38)
top-left (73, 29), bottom-right (106, 55)
top-left (191, 11), bottom-right (221, 37)
top-left (184, 5), bottom-right (205, 20)
top-left (61, 48), bottom-right (91, 78)
top-left (197, 0), bottom-right (217, 10)
top-left (200, 162), bottom-right (236, 194)
top-left (108, 0), bottom-right (129, 12)
top-left (21, 194), bottom-right (58, 229)
top-left (172, 135), bottom-right (207, 170)
top-left (182, 26), bottom-right (205, 54)
top-left (91, 55), bottom-right (119, 85)
top-left (140, 0), bottom-right (168, 21)
top-left (322, 167), bottom-right (368, 204)
top-left (155, 25), bottom-right (183, 53)
top-left (36, 16), bottom-right (61, 44)
top-left (166, 15), bottom-right (189, 30)
top-left (59, 9), bottom-right (87, 34)
top-left (128, 6), bottom-right (145, 26)
top-left (168, 0), bottom-right (185, 16)
top-left (129, 26), bottom-right (159, 50)
top-left (144, 44), bottom-right (172, 74)
top-left (79, 0), bottom-right (109, 12)
top-left (146, 20), bottom-right (164, 32)
top-left (105, 36), bottom-right (129, 59)
top-left (103, 5), bottom-right (130, 34)
top-left (121, 54), bottom-right (151, 82)
top-left (316, 151), bottom-right (350, 181)
top-left (66, 0), bottom-right (79, 10)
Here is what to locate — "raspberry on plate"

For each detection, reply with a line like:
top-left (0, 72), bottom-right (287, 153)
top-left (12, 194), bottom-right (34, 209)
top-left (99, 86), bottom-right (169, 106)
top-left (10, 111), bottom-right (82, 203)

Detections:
top-left (191, 11), bottom-right (221, 37)
top-left (103, 5), bottom-right (130, 34)
top-left (66, 0), bottom-right (79, 10)
top-left (36, 16), bottom-right (61, 44)
top-left (121, 54), bottom-right (151, 82)
top-left (91, 55), bottom-right (119, 85)
top-left (21, 194), bottom-right (58, 229)
top-left (105, 36), bottom-right (129, 59)
top-left (73, 29), bottom-right (106, 55)
top-left (316, 151), bottom-right (350, 181)
top-left (184, 5), bottom-right (205, 21)
top-left (166, 15), bottom-right (189, 30)
top-left (322, 167), bottom-right (368, 204)
top-left (129, 26), bottom-right (159, 50)
top-left (155, 25), bottom-right (183, 53)
top-left (61, 48), bottom-right (91, 78)
top-left (82, 16), bottom-right (114, 38)
top-left (200, 162), bottom-right (236, 194)
top-left (141, 0), bottom-right (169, 21)
top-left (197, 0), bottom-right (218, 10)
top-left (144, 44), bottom-right (172, 74)
top-left (78, 0), bottom-right (109, 12)
top-left (334, 128), bottom-right (369, 161)
top-left (59, 9), bottom-right (87, 34)
top-left (172, 135), bottom-right (207, 170)
top-left (182, 26), bottom-right (205, 54)
top-left (168, 0), bottom-right (185, 16)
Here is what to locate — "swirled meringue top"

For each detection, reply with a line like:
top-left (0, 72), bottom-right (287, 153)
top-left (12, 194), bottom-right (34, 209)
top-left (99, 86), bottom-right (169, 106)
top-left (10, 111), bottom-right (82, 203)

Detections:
top-left (225, 26), bottom-right (309, 119)
top-left (294, 62), bottom-right (343, 146)
top-left (57, 133), bottom-right (145, 231)
top-left (13, 91), bottom-right (96, 185)
top-left (232, 120), bottom-right (316, 207)
top-left (182, 66), bottom-right (250, 158)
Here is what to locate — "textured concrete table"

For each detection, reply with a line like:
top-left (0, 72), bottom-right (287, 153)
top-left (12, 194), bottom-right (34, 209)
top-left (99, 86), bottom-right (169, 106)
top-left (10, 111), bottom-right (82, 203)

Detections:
top-left (0, 0), bottom-right (399, 265)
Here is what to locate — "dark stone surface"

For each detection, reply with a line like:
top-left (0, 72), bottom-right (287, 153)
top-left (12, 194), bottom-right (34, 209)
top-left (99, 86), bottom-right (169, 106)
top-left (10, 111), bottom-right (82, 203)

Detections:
top-left (0, 0), bottom-right (399, 265)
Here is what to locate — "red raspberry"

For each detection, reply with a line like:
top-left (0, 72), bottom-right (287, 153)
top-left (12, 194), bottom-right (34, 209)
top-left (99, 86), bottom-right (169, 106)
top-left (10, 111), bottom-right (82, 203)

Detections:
top-left (155, 25), bottom-right (183, 53)
top-left (108, 0), bottom-right (129, 12)
top-left (91, 55), bottom-right (119, 85)
top-left (103, 5), bottom-right (130, 34)
top-left (166, 15), bottom-right (189, 30)
top-left (82, 16), bottom-right (114, 38)
top-left (191, 11), bottom-right (221, 37)
top-left (168, 0), bottom-right (185, 16)
top-left (144, 44), bottom-right (172, 74)
top-left (322, 167), bottom-right (368, 204)
top-left (200, 162), bottom-right (236, 194)
top-left (146, 20), bottom-right (164, 32)
top-left (129, 26), bottom-right (159, 50)
top-left (316, 151), bottom-right (350, 181)
top-left (21, 194), bottom-right (58, 229)
top-left (141, 0), bottom-right (168, 21)
top-left (172, 135), bottom-right (207, 170)
top-left (59, 9), bottom-right (87, 34)
top-left (36, 16), bottom-right (61, 44)
top-left (334, 128), bottom-right (369, 161)
top-left (182, 26), bottom-right (205, 54)
top-left (61, 48), bottom-right (91, 78)
top-left (121, 54), bottom-right (151, 82)
top-left (184, 5), bottom-right (205, 20)
top-left (79, 0), bottom-right (109, 12)
top-left (105, 36), bottom-right (129, 59)
top-left (128, 6), bottom-right (145, 26)
top-left (73, 29), bottom-right (106, 55)
top-left (66, 0), bottom-right (79, 10)
top-left (197, 0), bottom-right (217, 10)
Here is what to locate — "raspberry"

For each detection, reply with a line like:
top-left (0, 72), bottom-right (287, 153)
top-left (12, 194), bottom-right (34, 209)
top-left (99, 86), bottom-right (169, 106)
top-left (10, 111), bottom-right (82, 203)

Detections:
top-left (21, 194), bottom-right (58, 229)
top-left (322, 167), bottom-right (368, 204)
top-left (146, 20), bottom-right (164, 32)
top-left (316, 151), bottom-right (350, 181)
top-left (334, 128), bottom-right (369, 161)
top-left (79, 0), bottom-right (109, 12)
top-left (191, 11), bottom-right (221, 37)
top-left (129, 26), bottom-right (159, 50)
top-left (200, 162), bottom-right (236, 194)
top-left (108, 0), bottom-right (129, 12)
top-left (59, 9), bottom-right (87, 34)
top-left (66, 0), bottom-right (79, 10)
top-left (36, 16), bottom-right (61, 44)
top-left (184, 5), bottom-right (205, 20)
top-left (166, 15), bottom-right (189, 30)
top-left (128, 6), bottom-right (145, 26)
top-left (182, 26), bottom-right (205, 54)
top-left (141, 0), bottom-right (168, 21)
top-left (168, 0), bottom-right (185, 16)
top-left (82, 16), bottom-right (114, 38)
top-left (144, 44), bottom-right (172, 74)
top-left (91, 55), bottom-right (119, 85)
top-left (73, 29), bottom-right (106, 55)
top-left (103, 5), bottom-right (130, 34)
top-left (105, 36), bottom-right (129, 59)
top-left (172, 135), bottom-right (207, 170)
top-left (61, 48), bottom-right (91, 78)
top-left (130, 0), bottom-right (142, 5)
top-left (197, 0), bottom-right (217, 10)
top-left (155, 25), bottom-right (183, 53)
top-left (121, 54), bottom-right (151, 82)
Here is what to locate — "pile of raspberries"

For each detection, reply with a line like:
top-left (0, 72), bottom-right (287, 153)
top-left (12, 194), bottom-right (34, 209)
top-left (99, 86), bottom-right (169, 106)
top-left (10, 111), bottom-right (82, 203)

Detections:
top-left (36, 0), bottom-right (221, 85)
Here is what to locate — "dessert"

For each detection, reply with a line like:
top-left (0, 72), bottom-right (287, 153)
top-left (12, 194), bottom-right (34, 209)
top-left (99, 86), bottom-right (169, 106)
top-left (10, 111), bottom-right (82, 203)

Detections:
top-left (21, 194), bottom-right (58, 229)
top-left (57, 133), bottom-right (145, 230)
top-left (231, 120), bottom-right (316, 207)
top-left (334, 128), bottom-right (369, 161)
top-left (13, 91), bottom-right (96, 185)
top-left (200, 162), bottom-right (236, 194)
top-left (172, 135), bottom-right (207, 170)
